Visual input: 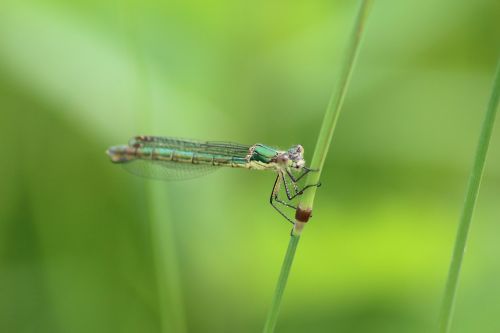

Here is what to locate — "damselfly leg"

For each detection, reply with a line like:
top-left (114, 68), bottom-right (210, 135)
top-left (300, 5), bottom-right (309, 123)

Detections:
top-left (284, 168), bottom-right (321, 199)
top-left (269, 168), bottom-right (321, 224)
top-left (288, 166), bottom-right (318, 183)
top-left (270, 174), bottom-right (295, 224)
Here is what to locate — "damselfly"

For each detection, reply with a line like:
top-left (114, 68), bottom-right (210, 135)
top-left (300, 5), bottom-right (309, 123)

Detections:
top-left (106, 136), bottom-right (320, 224)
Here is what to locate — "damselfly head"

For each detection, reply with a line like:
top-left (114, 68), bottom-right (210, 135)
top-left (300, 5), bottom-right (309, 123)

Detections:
top-left (287, 145), bottom-right (305, 169)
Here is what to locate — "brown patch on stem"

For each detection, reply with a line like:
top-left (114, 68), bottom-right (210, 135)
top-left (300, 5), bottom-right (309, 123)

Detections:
top-left (295, 207), bottom-right (312, 223)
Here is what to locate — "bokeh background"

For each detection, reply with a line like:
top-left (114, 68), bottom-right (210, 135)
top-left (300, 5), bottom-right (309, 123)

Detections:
top-left (1, 0), bottom-right (498, 332)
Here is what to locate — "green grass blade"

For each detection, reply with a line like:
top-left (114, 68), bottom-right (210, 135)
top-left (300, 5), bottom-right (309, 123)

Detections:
top-left (295, 0), bottom-right (373, 230)
top-left (262, 2), bottom-right (373, 332)
top-left (125, 11), bottom-right (188, 332)
top-left (140, 67), bottom-right (188, 333)
top-left (439, 60), bottom-right (500, 333)
top-left (262, 234), bottom-right (300, 333)
top-left (148, 183), bottom-right (187, 333)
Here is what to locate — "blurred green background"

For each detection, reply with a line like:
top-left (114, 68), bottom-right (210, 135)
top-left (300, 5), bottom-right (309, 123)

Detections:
top-left (0, 0), bottom-right (498, 332)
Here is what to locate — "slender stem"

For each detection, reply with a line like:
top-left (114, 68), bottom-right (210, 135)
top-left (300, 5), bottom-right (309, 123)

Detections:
top-left (118, 3), bottom-right (187, 331)
top-left (263, 234), bottom-right (301, 333)
top-left (262, 2), bottom-right (373, 332)
top-left (148, 183), bottom-right (187, 333)
top-left (139, 59), bottom-right (188, 333)
top-left (295, 0), bottom-right (373, 230)
top-left (439, 60), bottom-right (500, 333)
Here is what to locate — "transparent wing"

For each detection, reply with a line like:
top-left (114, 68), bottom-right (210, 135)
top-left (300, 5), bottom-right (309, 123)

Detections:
top-left (121, 159), bottom-right (219, 181)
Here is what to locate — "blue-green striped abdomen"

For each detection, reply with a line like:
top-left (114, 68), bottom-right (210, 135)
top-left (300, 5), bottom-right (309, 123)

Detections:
top-left (108, 145), bottom-right (250, 168)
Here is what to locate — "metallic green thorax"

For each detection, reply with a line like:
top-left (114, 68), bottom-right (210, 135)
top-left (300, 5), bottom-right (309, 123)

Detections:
top-left (250, 144), bottom-right (280, 164)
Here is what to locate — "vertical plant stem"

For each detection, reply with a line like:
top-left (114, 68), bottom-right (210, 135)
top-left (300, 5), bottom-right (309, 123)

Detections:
top-left (117, 3), bottom-right (187, 331)
top-left (148, 182), bottom-right (187, 333)
top-left (263, 234), bottom-right (300, 333)
top-left (439, 60), bottom-right (500, 333)
top-left (262, 2), bottom-right (373, 332)
top-left (138, 56), bottom-right (187, 333)
top-left (295, 0), bottom-right (373, 231)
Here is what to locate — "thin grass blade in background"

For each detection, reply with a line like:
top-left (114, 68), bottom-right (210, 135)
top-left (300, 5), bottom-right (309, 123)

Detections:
top-left (439, 59), bottom-right (500, 333)
top-left (125, 18), bottom-right (189, 332)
